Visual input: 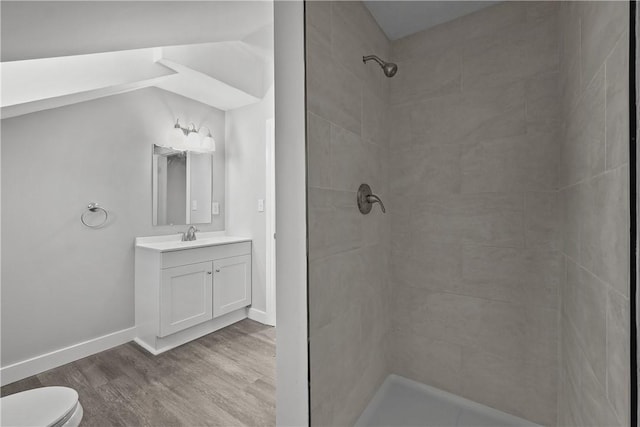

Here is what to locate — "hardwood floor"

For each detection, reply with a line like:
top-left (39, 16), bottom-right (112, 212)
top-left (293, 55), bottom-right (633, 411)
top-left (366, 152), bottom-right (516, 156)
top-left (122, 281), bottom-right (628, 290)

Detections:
top-left (1, 319), bottom-right (276, 426)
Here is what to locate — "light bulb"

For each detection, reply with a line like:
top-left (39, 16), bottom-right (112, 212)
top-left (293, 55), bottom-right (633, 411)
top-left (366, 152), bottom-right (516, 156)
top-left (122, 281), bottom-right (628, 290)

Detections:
top-left (168, 120), bottom-right (186, 150)
top-left (203, 135), bottom-right (216, 152)
top-left (186, 130), bottom-right (201, 149)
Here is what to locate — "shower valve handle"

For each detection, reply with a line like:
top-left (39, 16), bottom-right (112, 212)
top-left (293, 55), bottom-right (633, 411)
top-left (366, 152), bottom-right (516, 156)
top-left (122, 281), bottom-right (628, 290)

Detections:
top-left (357, 183), bottom-right (386, 214)
top-left (366, 194), bottom-right (386, 213)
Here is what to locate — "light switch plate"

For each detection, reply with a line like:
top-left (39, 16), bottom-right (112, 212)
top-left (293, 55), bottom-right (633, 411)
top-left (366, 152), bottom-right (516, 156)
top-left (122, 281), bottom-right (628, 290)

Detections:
top-left (258, 199), bottom-right (265, 212)
top-left (191, 200), bottom-right (197, 211)
top-left (212, 202), bottom-right (220, 215)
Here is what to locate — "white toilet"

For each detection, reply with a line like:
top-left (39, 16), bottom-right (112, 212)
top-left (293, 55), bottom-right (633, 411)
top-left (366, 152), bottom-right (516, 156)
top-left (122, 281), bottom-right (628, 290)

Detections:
top-left (1, 386), bottom-right (83, 427)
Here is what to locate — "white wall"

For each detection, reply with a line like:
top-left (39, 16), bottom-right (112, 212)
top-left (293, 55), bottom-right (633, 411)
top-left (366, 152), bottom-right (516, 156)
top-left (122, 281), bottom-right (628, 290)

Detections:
top-left (1, 87), bottom-right (226, 367)
top-left (225, 87), bottom-right (274, 315)
top-left (273, 1), bottom-right (308, 425)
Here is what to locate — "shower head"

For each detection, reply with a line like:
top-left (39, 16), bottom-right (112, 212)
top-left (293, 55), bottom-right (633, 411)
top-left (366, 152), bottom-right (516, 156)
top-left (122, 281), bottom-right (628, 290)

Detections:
top-left (363, 55), bottom-right (398, 78)
top-left (383, 62), bottom-right (398, 78)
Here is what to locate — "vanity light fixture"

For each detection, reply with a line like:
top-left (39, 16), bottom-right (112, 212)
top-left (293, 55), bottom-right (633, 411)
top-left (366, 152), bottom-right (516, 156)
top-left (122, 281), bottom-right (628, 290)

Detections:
top-left (168, 119), bottom-right (187, 149)
top-left (186, 125), bottom-right (201, 149)
top-left (166, 119), bottom-right (216, 153)
top-left (200, 126), bottom-right (216, 152)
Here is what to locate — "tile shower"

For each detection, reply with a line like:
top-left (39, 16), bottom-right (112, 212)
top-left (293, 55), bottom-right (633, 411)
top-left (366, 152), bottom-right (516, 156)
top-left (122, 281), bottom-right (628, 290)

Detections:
top-left (306, 2), bottom-right (630, 426)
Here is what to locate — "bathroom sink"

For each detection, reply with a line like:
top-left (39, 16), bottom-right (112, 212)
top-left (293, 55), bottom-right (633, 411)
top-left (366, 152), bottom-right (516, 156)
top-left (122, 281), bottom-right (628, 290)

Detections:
top-left (135, 233), bottom-right (250, 252)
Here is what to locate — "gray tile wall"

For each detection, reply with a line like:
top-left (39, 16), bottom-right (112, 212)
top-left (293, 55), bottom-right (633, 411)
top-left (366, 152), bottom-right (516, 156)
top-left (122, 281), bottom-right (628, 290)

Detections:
top-left (558, 2), bottom-right (630, 426)
top-left (306, 2), bottom-right (392, 425)
top-left (307, 2), bottom-right (630, 426)
top-left (387, 3), bottom-right (561, 425)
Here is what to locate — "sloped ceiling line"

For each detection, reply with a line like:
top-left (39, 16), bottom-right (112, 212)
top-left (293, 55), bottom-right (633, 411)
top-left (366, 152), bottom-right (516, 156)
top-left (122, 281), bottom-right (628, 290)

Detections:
top-left (1, 41), bottom-right (271, 119)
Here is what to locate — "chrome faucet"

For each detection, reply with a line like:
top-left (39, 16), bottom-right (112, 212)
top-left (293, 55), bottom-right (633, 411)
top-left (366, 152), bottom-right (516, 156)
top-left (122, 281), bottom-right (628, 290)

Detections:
top-left (182, 225), bottom-right (198, 241)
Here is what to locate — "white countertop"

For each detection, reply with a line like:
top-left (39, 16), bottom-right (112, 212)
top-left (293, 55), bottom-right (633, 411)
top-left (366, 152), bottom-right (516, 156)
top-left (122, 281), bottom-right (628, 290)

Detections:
top-left (135, 232), bottom-right (251, 252)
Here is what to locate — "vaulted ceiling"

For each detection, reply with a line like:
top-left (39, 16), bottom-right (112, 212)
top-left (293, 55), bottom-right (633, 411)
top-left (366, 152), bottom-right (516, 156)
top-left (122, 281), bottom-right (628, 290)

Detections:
top-left (0, 2), bottom-right (274, 118)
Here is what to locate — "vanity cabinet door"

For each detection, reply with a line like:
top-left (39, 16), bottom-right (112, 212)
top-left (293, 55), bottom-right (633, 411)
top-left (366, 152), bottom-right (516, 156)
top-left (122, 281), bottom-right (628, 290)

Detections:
top-left (213, 255), bottom-right (252, 318)
top-left (159, 261), bottom-right (213, 337)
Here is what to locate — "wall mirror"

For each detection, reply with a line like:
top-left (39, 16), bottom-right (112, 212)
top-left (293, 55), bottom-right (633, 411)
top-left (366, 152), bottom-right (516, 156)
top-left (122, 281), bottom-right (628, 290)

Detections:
top-left (152, 144), bottom-right (213, 226)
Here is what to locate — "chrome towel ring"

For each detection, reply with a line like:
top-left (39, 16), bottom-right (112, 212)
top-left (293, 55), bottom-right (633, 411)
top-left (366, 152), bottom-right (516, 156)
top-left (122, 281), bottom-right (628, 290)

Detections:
top-left (81, 202), bottom-right (108, 228)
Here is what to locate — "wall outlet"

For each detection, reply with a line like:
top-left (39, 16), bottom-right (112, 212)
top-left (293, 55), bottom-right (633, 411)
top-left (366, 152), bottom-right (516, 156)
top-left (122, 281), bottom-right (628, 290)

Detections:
top-left (212, 202), bottom-right (220, 215)
top-left (258, 199), bottom-right (265, 212)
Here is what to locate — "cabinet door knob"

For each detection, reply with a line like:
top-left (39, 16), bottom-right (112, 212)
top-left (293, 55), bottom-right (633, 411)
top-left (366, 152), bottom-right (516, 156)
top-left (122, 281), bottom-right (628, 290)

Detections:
top-left (215, 268), bottom-right (221, 273)
top-left (207, 271), bottom-right (212, 275)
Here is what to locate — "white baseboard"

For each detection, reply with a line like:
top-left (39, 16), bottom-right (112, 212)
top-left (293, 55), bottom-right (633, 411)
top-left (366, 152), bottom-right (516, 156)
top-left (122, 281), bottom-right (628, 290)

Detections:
top-left (1, 327), bottom-right (136, 386)
top-left (133, 337), bottom-right (161, 356)
top-left (248, 308), bottom-right (271, 325)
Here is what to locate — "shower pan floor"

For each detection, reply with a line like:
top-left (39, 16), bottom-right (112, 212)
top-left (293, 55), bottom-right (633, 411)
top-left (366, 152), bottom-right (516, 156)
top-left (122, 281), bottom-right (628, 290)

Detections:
top-left (354, 375), bottom-right (540, 427)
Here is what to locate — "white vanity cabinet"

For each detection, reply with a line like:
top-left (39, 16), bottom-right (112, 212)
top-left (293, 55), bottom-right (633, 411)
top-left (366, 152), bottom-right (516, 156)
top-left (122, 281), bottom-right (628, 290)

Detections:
top-left (213, 255), bottom-right (252, 317)
top-left (134, 234), bottom-right (252, 355)
top-left (159, 261), bottom-right (213, 337)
